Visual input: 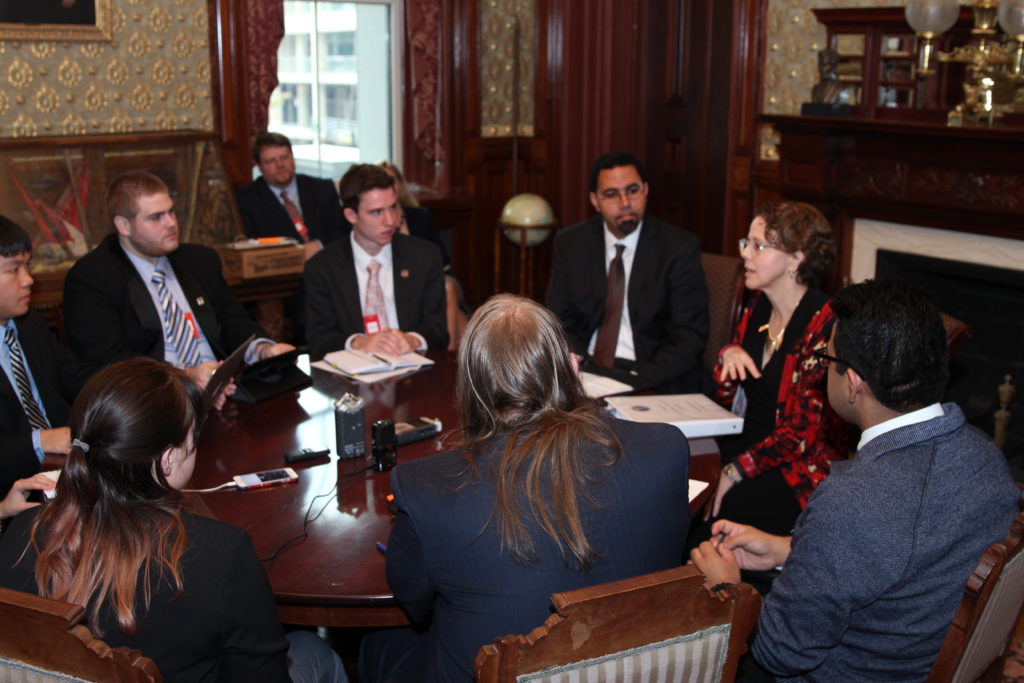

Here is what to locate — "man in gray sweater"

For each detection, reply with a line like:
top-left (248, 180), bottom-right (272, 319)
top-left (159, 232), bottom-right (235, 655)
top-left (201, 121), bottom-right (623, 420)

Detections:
top-left (692, 278), bottom-right (1020, 681)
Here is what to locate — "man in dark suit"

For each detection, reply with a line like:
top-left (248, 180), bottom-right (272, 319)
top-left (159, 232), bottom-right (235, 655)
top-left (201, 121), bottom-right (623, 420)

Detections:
top-left (360, 295), bottom-right (691, 682)
top-left (0, 216), bottom-right (93, 497)
top-left (63, 171), bottom-right (293, 391)
top-left (235, 132), bottom-right (346, 262)
top-left (304, 164), bottom-right (446, 355)
top-left (546, 151), bottom-right (709, 392)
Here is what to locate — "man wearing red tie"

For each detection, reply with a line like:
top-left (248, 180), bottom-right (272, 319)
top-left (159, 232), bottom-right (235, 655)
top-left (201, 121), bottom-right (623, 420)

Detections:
top-left (304, 164), bottom-right (447, 355)
top-left (235, 132), bottom-right (347, 261)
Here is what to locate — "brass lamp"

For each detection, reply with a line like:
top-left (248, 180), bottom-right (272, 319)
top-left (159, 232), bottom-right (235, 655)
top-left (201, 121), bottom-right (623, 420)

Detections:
top-left (495, 193), bottom-right (556, 298)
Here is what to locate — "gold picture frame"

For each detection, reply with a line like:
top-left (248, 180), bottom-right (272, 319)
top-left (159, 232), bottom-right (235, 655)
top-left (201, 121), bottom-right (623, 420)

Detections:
top-left (0, 0), bottom-right (112, 42)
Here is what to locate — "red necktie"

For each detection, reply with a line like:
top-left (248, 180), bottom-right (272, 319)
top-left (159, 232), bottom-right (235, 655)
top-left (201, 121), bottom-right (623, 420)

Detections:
top-left (280, 191), bottom-right (310, 243)
top-left (593, 244), bottom-right (625, 367)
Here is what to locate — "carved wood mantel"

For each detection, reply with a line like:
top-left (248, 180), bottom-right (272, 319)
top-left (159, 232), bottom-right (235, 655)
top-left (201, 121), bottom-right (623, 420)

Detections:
top-left (761, 116), bottom-right (1024, 279)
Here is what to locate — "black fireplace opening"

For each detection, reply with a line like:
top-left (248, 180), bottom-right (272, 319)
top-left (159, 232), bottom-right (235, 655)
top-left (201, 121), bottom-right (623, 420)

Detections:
top-left (874, 249), bottom-right (1023, 471)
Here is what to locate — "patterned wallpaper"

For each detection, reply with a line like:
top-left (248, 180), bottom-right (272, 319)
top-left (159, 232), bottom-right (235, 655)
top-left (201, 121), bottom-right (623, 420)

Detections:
top-left (0, 0), bottom-right (213, 139)
top-left (764, 0), bottom-right (895, 115)
top-left (480, 0), bottom-right (536, 138)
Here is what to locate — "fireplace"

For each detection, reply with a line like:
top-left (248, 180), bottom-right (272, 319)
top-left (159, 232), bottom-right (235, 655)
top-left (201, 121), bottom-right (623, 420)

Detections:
top-left (852, 224), bottom-right (1023, 468)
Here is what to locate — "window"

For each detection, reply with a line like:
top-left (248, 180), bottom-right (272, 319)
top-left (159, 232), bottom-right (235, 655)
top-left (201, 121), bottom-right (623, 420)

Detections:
top-left (267, 1), bottom-right (401, 180)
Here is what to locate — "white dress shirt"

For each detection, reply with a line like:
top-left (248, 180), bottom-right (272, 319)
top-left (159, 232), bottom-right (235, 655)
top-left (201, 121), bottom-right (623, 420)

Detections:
top-left (857, 403), bottom-right (945, 452)
top-left (346, 233), bottom-right (427, 350)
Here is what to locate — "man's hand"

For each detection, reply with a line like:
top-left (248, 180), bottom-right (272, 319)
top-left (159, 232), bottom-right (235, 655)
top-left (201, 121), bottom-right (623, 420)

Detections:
top-left (711, 519), bottom-right (792, 571)
top-left (0, 473), bottom-right (56, 520)
top-left (39, 427), bottom-right (71, 455)
top-left (352, 329), bottom-right (416, 356)
top-left (690, 539), bottom-right (742, 591)
top-left (184, 360), bottom-right (221, 388)
top-left (302, 241), bottom-right (323, 261)
top-left (255, 342), bottom-right (296, 362)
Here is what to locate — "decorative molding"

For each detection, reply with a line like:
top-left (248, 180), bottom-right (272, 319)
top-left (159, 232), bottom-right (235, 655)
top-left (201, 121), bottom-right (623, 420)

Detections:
top-left (906, 168), bottom-right (1024, 213)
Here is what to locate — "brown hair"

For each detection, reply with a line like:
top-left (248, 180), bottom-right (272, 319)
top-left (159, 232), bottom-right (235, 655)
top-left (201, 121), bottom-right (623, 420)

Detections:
top-left (31, 358), bottom-right (207, 636)
top-left (338, 164), bottom-right (395, 211)
top-left (755, 201), bottom-right (836, 286)
top-left (251, 131), bottom-right (293, 165)
top-left (378, 161), bottom-right (419, 208)
top-left (106, 171), bottom-right (169, 222)
top-left (457, 294), bottom-right (621, 570)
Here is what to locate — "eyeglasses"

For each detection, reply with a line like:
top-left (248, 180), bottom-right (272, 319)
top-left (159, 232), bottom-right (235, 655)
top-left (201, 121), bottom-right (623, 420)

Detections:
top-left (812, 349), bottom-right (855, 375)
top-left (598, 184), bottom-right (644, 202)
top-left (738, 237), bottom-right (779, 254)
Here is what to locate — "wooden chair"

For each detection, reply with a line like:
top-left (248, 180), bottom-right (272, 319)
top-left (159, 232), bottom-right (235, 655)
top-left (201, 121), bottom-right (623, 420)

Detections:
top-left (927, 486), bottom-right (1024, 683)
top-left (700, 252), bottom-right (746, 379)
top-left (474, 565), bottom-right (761, 683)
top-left (0, 586), bottom-right (161, 682)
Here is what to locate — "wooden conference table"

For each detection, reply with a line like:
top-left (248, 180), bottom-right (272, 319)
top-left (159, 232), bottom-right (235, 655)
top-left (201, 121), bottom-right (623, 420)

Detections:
top-left (191, 351), bottom-right (720, 628)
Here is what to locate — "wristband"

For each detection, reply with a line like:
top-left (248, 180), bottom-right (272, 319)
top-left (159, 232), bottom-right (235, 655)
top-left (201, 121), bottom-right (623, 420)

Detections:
top-left (723, 463), bottom-right (742, 484)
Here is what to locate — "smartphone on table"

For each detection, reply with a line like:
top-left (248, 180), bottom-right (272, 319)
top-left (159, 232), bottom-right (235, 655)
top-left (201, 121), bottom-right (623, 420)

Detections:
top-left (233, 468), bottom-right (299, 490)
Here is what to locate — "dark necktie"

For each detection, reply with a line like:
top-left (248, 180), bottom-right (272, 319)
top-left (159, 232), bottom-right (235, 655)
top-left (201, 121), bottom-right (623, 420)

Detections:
top-left (4, 326), bottom-right (50, 429)
top-left (593, 244), bottom-right (626, 367)
top-left (152, 269), bottom-right (202, 367)
top-left (280, 191), bottom-right (310, 243)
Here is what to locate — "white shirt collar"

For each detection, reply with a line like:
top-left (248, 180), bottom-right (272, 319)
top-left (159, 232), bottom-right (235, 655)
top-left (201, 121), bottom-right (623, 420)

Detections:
top-left (857, 403), bottom-right (946, 451)
top-left (602, 219), bottom-right (643, 257)
top-left (350, 231), bottom-right (393, 271)
top-left (267, 176), bottom-right (300, 204)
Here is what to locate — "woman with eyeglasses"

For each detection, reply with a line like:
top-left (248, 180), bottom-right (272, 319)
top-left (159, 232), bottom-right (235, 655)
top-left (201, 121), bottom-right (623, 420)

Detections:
top-left (0, 358), bottom-right (347, 683)
top-left (696, 201), bottom-right (847, 543)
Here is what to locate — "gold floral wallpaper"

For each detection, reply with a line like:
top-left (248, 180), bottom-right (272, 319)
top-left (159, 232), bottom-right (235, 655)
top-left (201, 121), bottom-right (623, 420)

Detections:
top-left (0, 0), bottom-right (213, 139)
top-left (764, 0), bottom-right (894, 115)
top-left (480, 0), bottom-right (536, 138)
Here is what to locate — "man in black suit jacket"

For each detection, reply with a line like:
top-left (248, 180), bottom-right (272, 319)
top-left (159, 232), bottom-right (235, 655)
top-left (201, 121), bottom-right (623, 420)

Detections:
top-left (235, 132), bottom-right (346, 261)
top-left (546, 152), bottom-right (709, 392)
top-left (64, 172), bottom-right (293, 388)
top-left (0, 216), bottom-right (93, 497)
top-left (304, 164), bottom-right (446, 355)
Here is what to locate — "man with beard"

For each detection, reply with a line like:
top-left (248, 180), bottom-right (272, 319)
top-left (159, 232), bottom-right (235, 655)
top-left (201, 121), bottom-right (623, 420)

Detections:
top-left (546, 152), bottom-right (709, 392)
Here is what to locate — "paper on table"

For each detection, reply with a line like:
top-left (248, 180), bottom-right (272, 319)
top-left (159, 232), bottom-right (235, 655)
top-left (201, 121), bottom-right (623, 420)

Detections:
top-left (312, 359), bottom-right (419, 383)
top-left (321, 349), bottom-right (434, 375)
top-left (580, 371), bottom-right (634, 398)
top-left (689, 478), bottom-right (710, 503)
top-left (605, 393), bottom-right (743, 439)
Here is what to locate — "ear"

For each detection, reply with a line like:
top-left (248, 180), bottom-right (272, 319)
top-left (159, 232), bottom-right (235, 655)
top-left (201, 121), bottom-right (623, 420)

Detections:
top-left (570, 351), bottom-right (580, 377)
top-left (844, 366), bottom-right (865, 404)
top-left (160, 446), bottom-right (177, 478)
top-left (589, 192), bottom-right (600, 213)
top-left (112, 215), bottom-right (132, 237)
top-left (343, 206), bottom-right (358, 225)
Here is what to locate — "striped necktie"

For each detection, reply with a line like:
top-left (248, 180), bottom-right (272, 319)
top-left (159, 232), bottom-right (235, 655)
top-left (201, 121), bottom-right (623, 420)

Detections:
top-left (151, 269), bottom-right (202, 367)
top-left (4, 326), bottom-right (50, 430)
top-left (365, 259), bottom-right (389, 329)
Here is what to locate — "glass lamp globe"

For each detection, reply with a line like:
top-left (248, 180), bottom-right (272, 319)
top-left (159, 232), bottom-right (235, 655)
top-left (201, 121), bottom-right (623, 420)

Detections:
top-left (499, 193), bottom-right (555, 247)
top-left (905, 0), bottom-right (960, 36)
top-left (998, 0), bottom-right (1024, 36)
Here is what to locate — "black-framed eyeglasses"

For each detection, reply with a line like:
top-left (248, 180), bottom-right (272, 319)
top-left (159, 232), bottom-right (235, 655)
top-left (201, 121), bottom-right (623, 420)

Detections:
top-left (813, 349), bottom-right (854, 374)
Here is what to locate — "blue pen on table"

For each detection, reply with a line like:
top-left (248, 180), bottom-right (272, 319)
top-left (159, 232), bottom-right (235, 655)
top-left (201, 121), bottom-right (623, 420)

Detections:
top-left (376, 542), bottom-right (387, 554)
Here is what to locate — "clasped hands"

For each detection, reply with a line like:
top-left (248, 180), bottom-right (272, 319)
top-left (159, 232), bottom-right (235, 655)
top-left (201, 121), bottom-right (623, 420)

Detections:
top-left (352, 328), bottom-right (419, 356)
top-left (689, 520), bottom-right (792, 600)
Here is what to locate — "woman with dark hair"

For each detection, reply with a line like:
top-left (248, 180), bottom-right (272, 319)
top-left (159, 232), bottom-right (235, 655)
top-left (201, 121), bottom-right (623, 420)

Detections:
top-left (0, 358), bottom-right (347, 683)
top-left (361, 294), bottom-right (691, 682)
top-left (699, 202), bottom-right (847, 541)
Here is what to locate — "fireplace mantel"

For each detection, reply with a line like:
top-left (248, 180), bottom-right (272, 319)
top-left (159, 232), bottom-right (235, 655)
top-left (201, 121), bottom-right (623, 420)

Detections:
top-left (761, 116), bottom-right (1024, 255)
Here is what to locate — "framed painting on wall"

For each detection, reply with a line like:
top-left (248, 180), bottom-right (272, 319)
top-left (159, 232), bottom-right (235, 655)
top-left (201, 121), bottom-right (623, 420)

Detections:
top-left (0, 0), bottom-right (112, 42)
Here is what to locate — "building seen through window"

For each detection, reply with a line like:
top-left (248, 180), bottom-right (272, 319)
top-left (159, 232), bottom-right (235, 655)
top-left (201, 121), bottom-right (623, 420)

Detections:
top-left (267, 1), bottom-right (399, 180)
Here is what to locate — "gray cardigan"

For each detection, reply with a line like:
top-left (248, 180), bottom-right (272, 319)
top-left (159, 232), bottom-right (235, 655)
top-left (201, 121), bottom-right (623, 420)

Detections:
top-left (753, 403), bottom-right (1020, 681)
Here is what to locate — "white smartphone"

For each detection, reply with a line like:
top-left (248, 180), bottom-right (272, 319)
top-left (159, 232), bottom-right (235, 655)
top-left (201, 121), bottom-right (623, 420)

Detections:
top-left (233, 467), bottom-right (299, 490)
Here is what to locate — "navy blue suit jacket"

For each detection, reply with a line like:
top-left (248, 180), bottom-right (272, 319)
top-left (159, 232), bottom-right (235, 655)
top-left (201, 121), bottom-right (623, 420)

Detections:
top-left (385, 416), bottom-right (691, 682)
top-left (545, 214), bottom-right (709, 392)
top-left (236, 174), bottom-right (346, 246)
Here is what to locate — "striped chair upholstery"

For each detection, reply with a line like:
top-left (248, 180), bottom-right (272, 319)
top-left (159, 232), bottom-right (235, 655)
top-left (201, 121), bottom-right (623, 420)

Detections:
top-left (475, 565), bottom-right (760, 683)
